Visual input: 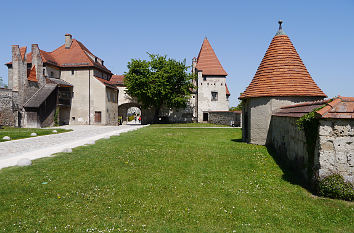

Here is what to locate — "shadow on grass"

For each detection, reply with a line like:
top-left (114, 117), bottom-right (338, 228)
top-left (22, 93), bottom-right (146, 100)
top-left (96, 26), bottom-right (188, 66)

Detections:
top-left (231, 139), bottom-right (243, 143)
top-left (266, 146), bottom-right (314, 193)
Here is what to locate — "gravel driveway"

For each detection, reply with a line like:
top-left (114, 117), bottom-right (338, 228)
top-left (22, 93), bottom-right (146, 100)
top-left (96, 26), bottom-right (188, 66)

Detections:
top-left (0, 125), bottom-right (147, 170)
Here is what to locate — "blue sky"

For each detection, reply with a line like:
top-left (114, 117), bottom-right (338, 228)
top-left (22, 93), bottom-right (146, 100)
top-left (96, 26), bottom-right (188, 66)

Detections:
top-left (1, 0), bottom-right (353, 106)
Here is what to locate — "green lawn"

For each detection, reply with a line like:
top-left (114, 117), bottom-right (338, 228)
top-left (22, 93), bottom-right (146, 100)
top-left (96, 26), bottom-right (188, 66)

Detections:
top-left (149, 123), bottom-right (231, 127)
top-left (0, 127), bottom-right (352, 232)
top-left (0, 127), bottom-right (71, 142)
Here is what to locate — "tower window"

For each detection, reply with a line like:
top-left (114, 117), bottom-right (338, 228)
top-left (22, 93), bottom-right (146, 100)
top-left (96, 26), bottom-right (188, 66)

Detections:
top-left (211, 92), bottom-right (218, 101)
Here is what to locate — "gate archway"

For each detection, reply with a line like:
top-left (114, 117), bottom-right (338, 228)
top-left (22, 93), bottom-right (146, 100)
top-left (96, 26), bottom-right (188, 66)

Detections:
top-left (118, 103), bottom-right (142, 125)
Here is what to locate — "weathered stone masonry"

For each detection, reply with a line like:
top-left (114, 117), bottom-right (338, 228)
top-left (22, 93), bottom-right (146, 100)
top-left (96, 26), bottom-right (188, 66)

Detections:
top-left (317, 119), bottom-right (353, 184)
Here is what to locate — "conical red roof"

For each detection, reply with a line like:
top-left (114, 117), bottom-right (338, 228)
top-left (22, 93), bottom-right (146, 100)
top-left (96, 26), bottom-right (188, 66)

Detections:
top-left (240, 28), bottom-right (326, 99)
top-left (195, 38), bottom-right (227, 76)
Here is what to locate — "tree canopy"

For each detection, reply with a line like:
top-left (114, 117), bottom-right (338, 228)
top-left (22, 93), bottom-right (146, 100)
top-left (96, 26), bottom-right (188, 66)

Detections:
top-left (124, 54), bottom-right (195, 122)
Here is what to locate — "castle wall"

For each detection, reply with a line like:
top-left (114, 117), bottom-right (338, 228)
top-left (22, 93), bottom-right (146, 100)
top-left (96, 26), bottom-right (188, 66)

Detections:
top-left (268, 115), bottom-right (354, 185)
top-left (267, 115), bottom-right (310, 179)
top-left (0, 88), bottom-right (16, 126)
top-left (243, 96), bottom-right (324, 145)
top-left (317, 119), bottom-right (354, 184)
top-left (209, 111), bottom-right (241, 126)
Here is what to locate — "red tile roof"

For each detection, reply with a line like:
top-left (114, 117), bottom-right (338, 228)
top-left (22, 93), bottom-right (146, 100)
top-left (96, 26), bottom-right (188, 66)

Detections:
top-left (195, 38), bottom-right (228, 76)
top-left (110, 75), bottom-right (125, 85)
top-left (7, 37), bottom-right (111, 74)
top-left (274, 96), bottom-right (354, 119)
top-left (94, 76), bottom-right (118, 89)
top-left (27, 66), bottom-right (38, 82)
top-left (240, 33), bottom-right (326, 99)
top-left (316, 96), bottom-right (354, 119)
top-left (225, 84), bottom-right (230, 96)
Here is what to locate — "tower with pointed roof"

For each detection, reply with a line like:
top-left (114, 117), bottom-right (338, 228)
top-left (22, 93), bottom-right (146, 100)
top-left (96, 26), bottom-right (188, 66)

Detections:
top-left (193, 38), bottom-right (230, 122)
top-left (239, 21), bottom-right (327, 145)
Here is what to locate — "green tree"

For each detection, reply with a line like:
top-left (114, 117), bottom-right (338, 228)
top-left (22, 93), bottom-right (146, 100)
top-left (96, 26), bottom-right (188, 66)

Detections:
top-left (230, 100), bottom-right (243, 111)
top-left (0, 76), bottom-right (3, 88)
top-left (124, 53), bottom-right (195, 122)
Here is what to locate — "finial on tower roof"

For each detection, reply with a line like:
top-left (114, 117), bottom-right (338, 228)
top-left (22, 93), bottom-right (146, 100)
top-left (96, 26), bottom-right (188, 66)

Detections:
top-left (278, 20), bottom-right (283, 30)
top-left (275, 20), bottom-right (286, 36)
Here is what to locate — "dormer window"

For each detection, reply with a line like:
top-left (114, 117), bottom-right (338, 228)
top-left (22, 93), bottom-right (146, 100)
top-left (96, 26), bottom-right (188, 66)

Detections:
top-left (102, 61), bottom-right (104, 66)
top-left (95, 57), bottom-right (98, 63)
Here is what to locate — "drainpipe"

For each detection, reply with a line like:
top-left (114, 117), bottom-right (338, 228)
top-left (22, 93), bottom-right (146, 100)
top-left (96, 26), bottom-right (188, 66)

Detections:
top-left (88, 69), bottom-right (91, 125)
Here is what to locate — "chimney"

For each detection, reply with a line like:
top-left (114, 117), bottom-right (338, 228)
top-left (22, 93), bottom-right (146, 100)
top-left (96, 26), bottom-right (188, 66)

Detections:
top-left (65, 34), bottom-right (72, 49)
top-left (192, 57), bottom-right (197, 74)
top-left (11, 45), bottom-right (27, 106)
top-left (31, 44), bottom-right (45, 87)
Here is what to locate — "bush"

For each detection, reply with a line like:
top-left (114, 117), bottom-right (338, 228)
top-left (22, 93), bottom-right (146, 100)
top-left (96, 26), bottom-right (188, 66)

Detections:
top-left (318, 174), bottom-right (354, 201)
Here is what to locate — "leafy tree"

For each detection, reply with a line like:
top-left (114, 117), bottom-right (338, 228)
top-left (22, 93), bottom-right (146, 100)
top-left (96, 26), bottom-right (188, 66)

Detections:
top-left (124, 53), bottom-right (195, 122)
top-left (230, 99), bottom-right (243, 111)
top-left (0, 76), bottom-right (3, 88)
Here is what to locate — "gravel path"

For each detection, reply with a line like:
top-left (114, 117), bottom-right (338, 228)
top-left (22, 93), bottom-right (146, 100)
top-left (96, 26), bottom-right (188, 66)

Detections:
top-left (0, 125), bottom-right (147, 170)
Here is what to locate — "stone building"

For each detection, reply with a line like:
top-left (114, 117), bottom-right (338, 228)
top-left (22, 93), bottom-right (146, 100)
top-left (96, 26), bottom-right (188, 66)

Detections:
top-left (240, 21), bottom-right (327, 145)
top-left (192, 38), bottom-right (230, 122)
top-left (268, 96), bottom-right (354, 184)
top-left (1, 34), bottom-right (118, 127)
top-left (111, 38), bottom-right (234, 125)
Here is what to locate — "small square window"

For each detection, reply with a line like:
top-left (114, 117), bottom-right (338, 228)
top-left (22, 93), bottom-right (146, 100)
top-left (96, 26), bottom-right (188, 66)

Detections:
top-left (211, 92), bottom-right (218, 101)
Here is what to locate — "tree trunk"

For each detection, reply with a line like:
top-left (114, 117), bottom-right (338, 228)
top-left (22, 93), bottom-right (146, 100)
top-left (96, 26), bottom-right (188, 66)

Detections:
top-left (153, 105), bottom-right (161, 123)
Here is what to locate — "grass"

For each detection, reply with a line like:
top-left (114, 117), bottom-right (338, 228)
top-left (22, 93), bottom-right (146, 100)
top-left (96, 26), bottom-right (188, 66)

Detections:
top-left (149, 123), bottom-right (231, 127)
top-left (0, 127), bottom-right (352, 232)
top-left (0, 127), bottom-right (71, 142)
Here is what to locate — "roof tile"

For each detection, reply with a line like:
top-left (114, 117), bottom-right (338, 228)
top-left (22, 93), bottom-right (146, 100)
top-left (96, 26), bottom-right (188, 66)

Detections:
top-left (240, 33), bottom-right (326, 99)
top-left (195, 38), bottom-right (228, 76)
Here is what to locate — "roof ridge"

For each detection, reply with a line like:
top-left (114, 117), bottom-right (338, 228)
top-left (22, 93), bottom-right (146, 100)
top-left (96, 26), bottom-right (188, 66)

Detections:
top-left (23, 83), bottom-right (47, 106)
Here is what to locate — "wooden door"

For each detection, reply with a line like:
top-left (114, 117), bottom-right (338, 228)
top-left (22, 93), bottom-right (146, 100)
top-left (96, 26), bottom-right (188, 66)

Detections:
top-left (95, 111), bottom-right (101, 123)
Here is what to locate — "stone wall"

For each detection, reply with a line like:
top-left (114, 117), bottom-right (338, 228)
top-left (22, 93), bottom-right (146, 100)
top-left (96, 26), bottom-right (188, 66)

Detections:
top-left (0, 88), bottom-right (16, 126)
top-left (208, 111), bottom-right (241, 126)
top-left (267, 116), bottom-right (309, 179)
top-left (268, 115), bottom-right (354, 184)
top-left (317, 119), bottom-right (354, 184)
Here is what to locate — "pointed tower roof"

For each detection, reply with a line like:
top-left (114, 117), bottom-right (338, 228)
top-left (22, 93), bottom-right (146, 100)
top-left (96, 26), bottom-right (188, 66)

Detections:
top-left (195, 38), bottom-right (228, 76)
top-left (240, 21), bottom-right (326, 99)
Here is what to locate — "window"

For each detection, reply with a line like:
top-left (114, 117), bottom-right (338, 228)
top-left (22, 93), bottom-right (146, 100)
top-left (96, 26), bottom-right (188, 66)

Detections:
top-left (72, 117), bottom-right (75, 121)
top-left (203, 76), bottom-right (206, 81)
top-left (211, 92), bottom-right (218, 101)
top-left (43, 69), bottom-right (46, 76)
top-left (71, 70), bottom-right (74, 75)
top-left (50, 71), bottom-right (54, 78)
